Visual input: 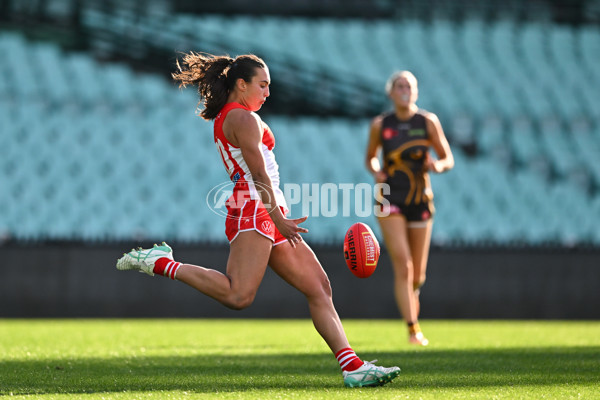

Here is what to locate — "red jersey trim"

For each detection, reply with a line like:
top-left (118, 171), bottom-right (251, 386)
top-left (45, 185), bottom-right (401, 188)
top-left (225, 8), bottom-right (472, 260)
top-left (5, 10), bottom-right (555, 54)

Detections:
top-left (214, 102), bottom-right (275, 150)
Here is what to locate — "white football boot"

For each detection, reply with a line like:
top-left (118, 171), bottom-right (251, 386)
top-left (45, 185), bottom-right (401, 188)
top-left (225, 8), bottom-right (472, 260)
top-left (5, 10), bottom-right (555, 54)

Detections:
top-left (116, 242), bottom-right (173, 276)
top-left (343, 360), bottom-right (401, 388)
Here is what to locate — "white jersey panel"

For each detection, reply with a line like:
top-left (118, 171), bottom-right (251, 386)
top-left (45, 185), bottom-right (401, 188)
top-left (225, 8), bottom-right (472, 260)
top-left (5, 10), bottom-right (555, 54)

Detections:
top-left (226, 142), bottom-right (288, 210)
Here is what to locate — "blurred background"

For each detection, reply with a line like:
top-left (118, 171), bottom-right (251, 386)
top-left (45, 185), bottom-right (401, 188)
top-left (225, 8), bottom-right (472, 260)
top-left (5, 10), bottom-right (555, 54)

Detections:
top-left (1, 0), bottom-right (599, 319)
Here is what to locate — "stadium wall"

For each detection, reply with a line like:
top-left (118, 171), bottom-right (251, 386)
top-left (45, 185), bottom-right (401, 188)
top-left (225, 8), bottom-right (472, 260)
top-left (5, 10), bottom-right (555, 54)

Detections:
top-left (1, 243), bottom-right (599, 319)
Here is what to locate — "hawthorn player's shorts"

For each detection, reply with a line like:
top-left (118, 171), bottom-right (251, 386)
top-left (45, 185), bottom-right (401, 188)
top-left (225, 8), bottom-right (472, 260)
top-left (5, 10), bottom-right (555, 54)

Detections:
top-left (377, 200), bottom-right (435, 228)
top-left (225, 199), bottom-right (288, 245)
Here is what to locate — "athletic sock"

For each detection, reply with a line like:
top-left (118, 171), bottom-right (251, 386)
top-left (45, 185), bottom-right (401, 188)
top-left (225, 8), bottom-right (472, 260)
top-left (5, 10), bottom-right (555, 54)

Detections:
top-left (335, 347), bottom-right (363, 372)
top-left (408, 321), bottom-right (421, 335)
top-left (153, 257), bottom-right (181, 280)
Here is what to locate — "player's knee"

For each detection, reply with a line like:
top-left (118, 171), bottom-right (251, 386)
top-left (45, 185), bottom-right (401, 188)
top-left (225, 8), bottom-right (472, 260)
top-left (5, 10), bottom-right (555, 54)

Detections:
top-left (389, 251), bottom-right (410, 267)
top-left (413, 276), bottom-right (425, 291)
top-left (319, 275), bottom-right (333, 298)
top-left (307, 274), bottom-right (333, 301)
top-left (226, 293), bottom-right (256, 310)
top-left (392, 260), bottom-right (413, 281)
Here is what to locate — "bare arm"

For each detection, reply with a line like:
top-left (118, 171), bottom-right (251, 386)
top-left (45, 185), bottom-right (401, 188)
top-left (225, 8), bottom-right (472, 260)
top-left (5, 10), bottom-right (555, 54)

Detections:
top-left (225, 109), bottom-right (307, 246)
top-left (424, 112), bottom-right (454, 173)
top-left (365, 116), bottom-right (387, 183)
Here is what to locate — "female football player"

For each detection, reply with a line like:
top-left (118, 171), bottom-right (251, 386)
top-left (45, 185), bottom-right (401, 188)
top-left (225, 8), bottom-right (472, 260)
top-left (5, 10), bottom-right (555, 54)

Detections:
top-left (365, 71), bottom-right (454, 346)
top-left (116, 52), bottom-right (400, 387)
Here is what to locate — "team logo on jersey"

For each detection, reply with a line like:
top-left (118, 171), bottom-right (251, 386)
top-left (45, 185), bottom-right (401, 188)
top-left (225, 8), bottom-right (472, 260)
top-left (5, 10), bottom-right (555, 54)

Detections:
top-left (398, 123), bottom-right (411, 132)
top-left (410, 149), bottom-right (425, 160)
top-left (383, 128), bottom-right (398, 140)
top-left (409, 128), bottom-right (426, 137)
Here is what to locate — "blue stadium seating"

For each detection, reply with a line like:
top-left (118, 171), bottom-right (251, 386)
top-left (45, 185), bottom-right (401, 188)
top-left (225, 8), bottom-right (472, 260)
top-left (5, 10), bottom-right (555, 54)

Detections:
top-left (1, 15), bottom-right (599, 245)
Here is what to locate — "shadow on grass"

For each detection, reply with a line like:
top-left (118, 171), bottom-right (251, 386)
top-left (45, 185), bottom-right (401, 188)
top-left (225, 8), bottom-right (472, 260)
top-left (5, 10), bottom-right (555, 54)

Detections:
top-left (2, 347), bottom-right (599, 395)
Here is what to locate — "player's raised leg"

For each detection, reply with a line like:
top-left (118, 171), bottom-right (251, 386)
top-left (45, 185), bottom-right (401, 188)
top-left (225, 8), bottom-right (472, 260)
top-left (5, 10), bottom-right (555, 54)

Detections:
top-left (117, 242), bottom-right (174, 276)
top-left (176, 231), bottom-right (272, 309)
top-left (116, 231), bottom-right (273, 310)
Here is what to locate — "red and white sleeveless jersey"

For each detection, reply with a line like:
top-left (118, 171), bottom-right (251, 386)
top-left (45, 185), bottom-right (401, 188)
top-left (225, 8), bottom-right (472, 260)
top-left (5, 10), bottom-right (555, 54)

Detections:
top-left (213, 102), bottom-right (287, 209)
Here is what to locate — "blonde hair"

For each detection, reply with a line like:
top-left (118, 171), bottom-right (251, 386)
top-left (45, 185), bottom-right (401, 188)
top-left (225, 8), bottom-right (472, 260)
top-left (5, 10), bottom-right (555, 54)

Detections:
top-left (385, 70), bottom-right (418, 94)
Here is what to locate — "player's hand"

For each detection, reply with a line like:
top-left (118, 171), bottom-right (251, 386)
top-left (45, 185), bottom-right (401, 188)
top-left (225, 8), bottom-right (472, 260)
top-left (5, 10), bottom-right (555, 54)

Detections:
top-left (425, 153), bottom-right (443, 173)
top-left (274, 216), bottom-right (308, 248)
top-left (374, 170), bottom-right (387, 183)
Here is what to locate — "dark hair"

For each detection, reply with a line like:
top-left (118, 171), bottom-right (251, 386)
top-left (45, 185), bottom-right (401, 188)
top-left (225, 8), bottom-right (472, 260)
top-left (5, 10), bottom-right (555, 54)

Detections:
top-left (172, 52), bottom-right (267, 120)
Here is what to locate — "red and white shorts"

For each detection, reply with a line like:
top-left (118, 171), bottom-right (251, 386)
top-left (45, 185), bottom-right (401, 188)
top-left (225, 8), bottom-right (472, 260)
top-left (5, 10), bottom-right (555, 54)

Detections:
top-left (225, 199), bottom-right (288, 246)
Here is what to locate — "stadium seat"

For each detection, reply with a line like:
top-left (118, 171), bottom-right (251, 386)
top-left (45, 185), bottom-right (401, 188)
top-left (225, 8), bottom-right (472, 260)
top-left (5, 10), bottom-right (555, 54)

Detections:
top-left (2, 14), bottom-right (600, 246)
top-left (65, 53), bottom-right (104, 105)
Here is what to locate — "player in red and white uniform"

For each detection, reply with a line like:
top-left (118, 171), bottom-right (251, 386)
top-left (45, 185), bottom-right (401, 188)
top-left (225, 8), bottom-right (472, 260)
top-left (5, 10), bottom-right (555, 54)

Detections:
top-left (116, 53), bottom-right (400, 388)
top-left (214, 101), bottom-right (288, 245)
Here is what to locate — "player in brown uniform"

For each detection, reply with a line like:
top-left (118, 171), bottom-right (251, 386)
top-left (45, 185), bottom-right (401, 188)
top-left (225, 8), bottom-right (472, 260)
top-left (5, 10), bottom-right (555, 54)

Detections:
top-left (365, 71), bottom-right (454, 346)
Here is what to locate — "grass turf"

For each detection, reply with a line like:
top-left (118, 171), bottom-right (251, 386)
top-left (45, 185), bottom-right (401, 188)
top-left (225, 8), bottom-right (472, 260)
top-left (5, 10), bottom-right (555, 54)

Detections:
top-left (0, 319), bottom-right (598, 399)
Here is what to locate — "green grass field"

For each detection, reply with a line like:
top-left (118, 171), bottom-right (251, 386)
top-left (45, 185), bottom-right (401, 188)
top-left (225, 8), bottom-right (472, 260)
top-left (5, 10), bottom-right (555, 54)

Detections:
top-left (1, 319), bottom-right (598, 399)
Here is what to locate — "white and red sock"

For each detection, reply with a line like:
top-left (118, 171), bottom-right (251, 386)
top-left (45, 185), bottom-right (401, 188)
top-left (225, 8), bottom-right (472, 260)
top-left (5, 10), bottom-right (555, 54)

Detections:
top-left (153, 257), bottom-right (181, 280)
top-left (335, 347), bottom-right (363, 372)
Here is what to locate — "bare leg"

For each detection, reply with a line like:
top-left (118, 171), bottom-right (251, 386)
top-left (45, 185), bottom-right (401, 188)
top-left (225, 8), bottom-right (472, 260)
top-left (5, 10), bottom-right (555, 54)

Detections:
top-left (377, 215), bottom-right (417, 324)
top-left (175, 231), bottom-right (272, 310)
top-left (268, 241), bottom-right (350, 353)
top-left (407, 220), bottom-right (433, 318)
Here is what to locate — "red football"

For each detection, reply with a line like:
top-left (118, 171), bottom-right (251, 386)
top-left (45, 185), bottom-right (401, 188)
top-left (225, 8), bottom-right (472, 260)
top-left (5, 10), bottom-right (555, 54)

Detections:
top-left (343, 222), bottom-right (380, 278)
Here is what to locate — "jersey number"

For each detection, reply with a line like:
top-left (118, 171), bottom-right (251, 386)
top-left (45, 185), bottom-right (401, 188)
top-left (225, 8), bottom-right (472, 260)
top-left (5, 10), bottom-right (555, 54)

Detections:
top-left (216, 138), bottom-right (235, 176)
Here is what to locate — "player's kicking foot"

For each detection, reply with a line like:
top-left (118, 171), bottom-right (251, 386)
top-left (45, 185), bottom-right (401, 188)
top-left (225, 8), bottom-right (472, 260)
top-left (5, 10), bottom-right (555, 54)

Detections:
top-left (116, 242), bottom-right (173, 276)
top-left (343, 360), bottom-right (401, 388)
top-left (409, 331), bottom-right (429, 346)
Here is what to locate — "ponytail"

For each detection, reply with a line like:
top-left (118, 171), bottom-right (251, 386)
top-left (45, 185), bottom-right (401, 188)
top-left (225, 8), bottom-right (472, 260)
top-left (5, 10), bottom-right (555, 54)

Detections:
top-left (172, 52), bottom-right (266, 120)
